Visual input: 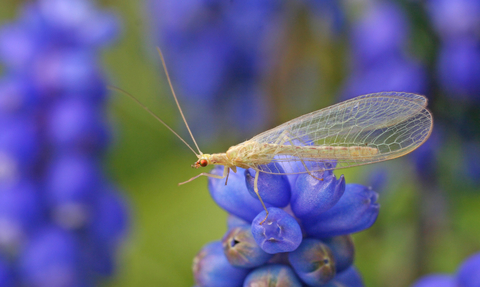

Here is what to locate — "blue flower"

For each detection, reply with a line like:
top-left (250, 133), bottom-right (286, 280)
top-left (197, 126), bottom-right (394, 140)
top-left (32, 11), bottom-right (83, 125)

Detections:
top-left (19, 226), bottom-right (83, 287)
top-left (412, 251), bottom-right (480, 287)
top-left (0, 181), bottom-right (43, 251)
top-left (193, 241), bottom-right (251, 287)
top-left (245, 164), bottom-right (291, 208)
top-left (437, 38), bottom-right (480, 101)
top-left (321, 235), bottom-right (355, 273)
top-left (457, 252), bottom-right (480, 287)
top-left (0, 0), bottom-right (127, 285)
top-left (243, 264), bottom-right (304, 287)
top-left (251, 207), bottom-right (303, 254)
top-left (47, 98), bottom-right (109, 153)
top-left (0, 116), bottom-right (39, 182)
top-left (303, 184), bottom-right (379, 238)
top-left (342, 55), bottom-right (427, 100)
top-left (197, 163), bottom-right (377, 286)
top-left (350, 2), bottom-right (410, 68)
top-left (412, 275), bottom-right (455, 287)
top-left (221, 225), bottom-right (272, 268)
top-left (342, 1), bottom-right (427, 100)
top-left (146, 0), bottom-right (283, 144)
top-left (208, 166), bottom-right (266, 222)
top-left (426, 0), bottom-right (480, 40)
top-left (288, 238), bottom-right (336, 286)
top-left (291, 172), bottom-right (345, 220)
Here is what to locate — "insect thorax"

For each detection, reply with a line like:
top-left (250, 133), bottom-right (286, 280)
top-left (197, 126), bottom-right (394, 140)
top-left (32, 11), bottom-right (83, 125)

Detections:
top-left (225, 141), bottom-right (270, 168)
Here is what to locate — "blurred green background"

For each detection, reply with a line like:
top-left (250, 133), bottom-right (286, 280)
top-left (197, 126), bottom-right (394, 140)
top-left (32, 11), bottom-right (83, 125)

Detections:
top-left (2, 1), bottom-right (480, 286)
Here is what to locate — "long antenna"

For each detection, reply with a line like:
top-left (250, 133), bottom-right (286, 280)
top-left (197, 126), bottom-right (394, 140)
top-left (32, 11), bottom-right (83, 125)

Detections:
top-left (156, 47), bottom-right (203, 155)
top-left (108, 85), bottom-right (200, 157)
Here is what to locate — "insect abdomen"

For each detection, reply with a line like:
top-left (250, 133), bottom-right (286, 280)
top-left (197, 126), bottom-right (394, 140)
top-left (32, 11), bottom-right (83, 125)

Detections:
top-left (265, 144), bottom-right (379, 159)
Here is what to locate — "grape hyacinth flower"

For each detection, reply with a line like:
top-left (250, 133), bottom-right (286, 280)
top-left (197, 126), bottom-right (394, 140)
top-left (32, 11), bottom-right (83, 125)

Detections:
top-left (147, 0), bottom-right (283, 145)
top-left (194, 163), bottom-right (379, 286)
top-left (0, 0), bottom-right (128, 286)
top-left (147, 0), bottom-right (346, 146)
top-left (426, 0), bottom-right (480, 103)
top-left (342, 1), bottom-right (427, 99)
top-left (412, 251), bottom-right (480, 287)
top-left (425, 0), bottom-right (480, 186)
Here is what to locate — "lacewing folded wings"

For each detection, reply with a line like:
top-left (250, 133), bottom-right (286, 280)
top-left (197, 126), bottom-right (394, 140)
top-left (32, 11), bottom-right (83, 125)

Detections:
top-left (243, 92), bottom-right (433, 174)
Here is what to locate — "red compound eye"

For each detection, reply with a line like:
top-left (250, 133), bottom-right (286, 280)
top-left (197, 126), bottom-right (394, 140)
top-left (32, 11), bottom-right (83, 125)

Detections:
top-left (199, 159), bottom-right (208, 167)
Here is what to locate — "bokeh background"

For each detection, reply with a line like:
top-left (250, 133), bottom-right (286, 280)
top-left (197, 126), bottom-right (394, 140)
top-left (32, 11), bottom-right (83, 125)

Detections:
top-left (1, 0), bottom-right (480, 286)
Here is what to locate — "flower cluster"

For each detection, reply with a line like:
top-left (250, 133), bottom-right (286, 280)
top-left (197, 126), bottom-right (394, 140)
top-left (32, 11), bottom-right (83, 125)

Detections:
top-left (146, 0), bottom-right (346, 146)
top-left (426, 0), bottom-right (480, 185)
top-left (412, 251), bottom-right (480, 287)
top-left (146, 0), bottom-right (281, 145)
top-left (193, 163), bottom-right (379, 286)
top-left (342, 1), bottom-right (427, 99)
top-left (0, 0), bottom-right (128, 285)
top-left (427, 0), bottom-right (480, 102)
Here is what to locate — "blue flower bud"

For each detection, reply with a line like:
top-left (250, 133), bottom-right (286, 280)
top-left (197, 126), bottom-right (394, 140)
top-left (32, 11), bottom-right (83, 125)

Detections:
top-left (222, 225), bottom-right (272, 268)
top-left (0, 116), bottom-right (39, 179)
top-left (0, 181), bottom-right (43, 251)
top-left (45, 154), bottom-right (101, 229)
top-left (321, 266), bottom-right (364, 287)
top-left (245, 165), bottom-right (291, 208)
top-left (243, 264), bottom-right (303, 287)
top-left (291, 172), bottom-right (345, 220)
top-left (38, 0), bottom-right (119, 47)
top-left (288, 238), bottom-right (335, 286)
top-left (278, 156), bottom-right (336, 189)
top-left (321, 235), bottom-right (355, 273)
top-left (47, 98), bottom-right (109, 153)
top-left (0, 0), bottom-right (125, 285)
top-left (0, 25), bottom-right (38, 70)
top-left (351, 2), bottom-right (409, 67)
top-left (0, 76), bottom-right (37, 117)
top-left (427, 0), bottom-right (480, 40)
top-left (304, 184), bottom-right (379, 238)
top-left (227, 214), bottom-right (250, 229)
top-left (209, 166), bottom-right (266, 222)
top-left (411, 275), bottom-right (455, 287)
top-left (19, 226), bottom-right (84, 287)
top-left (457, 252), bottom-right (480, 287)
top-left (251, 208), bottom-right (302, 254)
top-left (34, 49), bottom-right (103, 95)
top-left (193, 241), bottom-right (250, 287)
top-left (437, 38), bottom-right (480, 101)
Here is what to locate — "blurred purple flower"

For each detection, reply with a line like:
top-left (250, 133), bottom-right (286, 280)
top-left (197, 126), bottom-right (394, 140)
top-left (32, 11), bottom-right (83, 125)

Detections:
top-left (412, 251), bottom-right (480, 287)
top-left (147, 0), bottom-right (285, 144)
top-left (343, 1), bottom-right (427, 100)
top-left (0, 0), bottom-right (128, 285)
top-left (437, 38), bottom-right (480, 102)
top-left (427, 0), bottom-right (480, 40)
top-left (350, 2), bottom-right (410, 68)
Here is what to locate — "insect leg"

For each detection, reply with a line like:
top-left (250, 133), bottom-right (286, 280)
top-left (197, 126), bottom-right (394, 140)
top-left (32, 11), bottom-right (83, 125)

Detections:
top-left (178, 166), bottom-right (229, 186)
top-left (279, 132), bottom-right (324, 181)
top-left (224, 168), bottom-right (230, 186)
top-left (253, 170), bottom-right (269, 225)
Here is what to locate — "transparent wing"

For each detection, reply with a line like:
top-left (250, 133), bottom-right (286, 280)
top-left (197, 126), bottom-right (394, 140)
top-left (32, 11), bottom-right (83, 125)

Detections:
top-left (244, 92), bottom-right (433, 174)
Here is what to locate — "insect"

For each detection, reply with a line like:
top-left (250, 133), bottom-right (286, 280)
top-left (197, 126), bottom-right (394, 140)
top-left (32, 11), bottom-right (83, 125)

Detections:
top-left (110, 48), bottom-right (433, 224)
